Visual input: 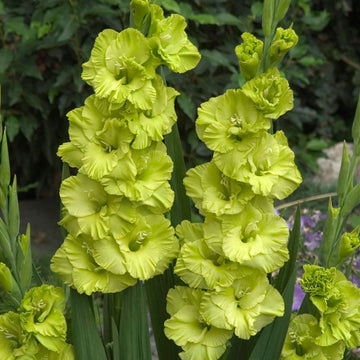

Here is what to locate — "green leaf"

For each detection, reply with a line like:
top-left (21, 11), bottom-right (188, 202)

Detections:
top-left (0, 1), bottom-right (4, 15)
top-left (352, 92), bottom-right (360, 155)
top-left (119, 282), bottom-right (152, 360)
top-left (0, 48), bottom-right (13, 74)
top-left (274, 0), bottom-right (291, 24)
top-left (0, 128), bottom-right (10, 187)
top-left (4, 17), bottom-right (29, 37)
top-left (0, 217), bottom-right (13, 265)
top-left (164, 124), bottom-right (191, 226)
top-left (8, 177), bottom-right (19, 251)
top-left (58, 17), bottom-right (79, 42)
top-left (201, 49), bottom-right (237, 73)
top-left (251, 2), bottom-right (263, 18)
top-left (19, 115), bottom-right (38, 141)
top-left (189, 13), bottom-right (219, 25)
top-left (111, 318), bottom-right (120, 360)
top-left (4, 117), bottom-right (19, 142)
top-left (146, 268), bottom-right (180, 360)
top-left (16, 60), bottom-right (43, 80)
top-left (302, 10), bottom-right (331, 31)
top-left (298, 55), bottom-right (323, 66)
top-left (342, 182), bottom-right (360, 218)
top-left (337, 142), bottom-right (350, 204)
top-left (161, 0), bottom-right (180, 13)
top-left (177, 92), bottom-right (195, 119)
top-left (305, 138), bottom-right (329, 151)
top-left (275, 206), bottom-right (301, 294)
top-left (8, 82), bottom-right (22, 106)
top-left (289, 45), bottom-right (309, 59)
top-left (215, 12), bottom-right (242, 26)
top-left (178, 2), bottom-right (193, 18)
top-left (70, 290), bottom-right (107, 360)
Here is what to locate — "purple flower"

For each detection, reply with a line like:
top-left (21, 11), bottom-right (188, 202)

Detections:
top-left (350, 274), bottom-right (360, 288)
top-left (304, 231), bottom-right (322, 251)
top-left (301, 215), bottom-right (316, 228)
top-left (292, 283), bottom-right (305, 311)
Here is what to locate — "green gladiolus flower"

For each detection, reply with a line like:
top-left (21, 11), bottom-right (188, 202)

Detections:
top-left (241, 67), bottom-right (294, 119)
top-left (147, 4), bottom-right (201, 73)
top-left (269, 27), bottom-right (298, 67)
top-left (300, 265), bottom-right (341, 313)
top-left (280, 314), bottom-right (345, 360)
top-left (203, 203), bottom-right (289, 273)
top-left (301, 265), bottom-right (360, 348)
top-left (214, 131), bottom-right (302, 199)
top-left (18, 285), bottom-right (67, 353)
top-left (60, 174), bottom-right (112, 240)
top-left (200, 269), bottom-right (284, 339)
top-left (196, 89), bottom-right (270, 154)
top-left (235, 32), bottom-right (263, 80)
top-left (164, 286), bottom-right (233, 360)
top-left (82, 28), bottom-right (159, 109)
top-left (100, 142), bottom-right (174, 213)
top-left (36, 343), bottom-right (75, 360)
top-left (184, 161), bottom-right (255, 216)
top-left (339, 226), bottom-right (360, 260)
top-left (101, 213), bottom-right (179, 280)
top-left (51, 234), bottom-right (137, 295)
top-left (174, 221), bottom-right (251, 291)
top-left (0, 311), bottom-right (40, 359)
top-left (126, 77), bottom-right (179, 149)
top-left (58, 95), bottom-right (134, 175)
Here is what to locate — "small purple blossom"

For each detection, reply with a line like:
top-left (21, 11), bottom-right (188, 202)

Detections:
top-left (292, 283), bottom-right (305, 311)
top-left (304, 230), bottom-right (322, 251)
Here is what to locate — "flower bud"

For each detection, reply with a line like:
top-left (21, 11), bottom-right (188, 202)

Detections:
top-left (269, 27), bottom-right (298, 67)
top-left (339, 226), bottom-right (360, 259)
top-left (235, 33), bottom-right (263, 80)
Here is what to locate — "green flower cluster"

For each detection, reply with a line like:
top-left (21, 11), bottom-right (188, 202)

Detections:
top-left (51, 0), bottom-right (200, 295)
top-left (165, 31), bottom-right (302, 359)
top-left (281, 265), bottom-right (360, 359)
top-left (0, 285), bottom-right (74, 360)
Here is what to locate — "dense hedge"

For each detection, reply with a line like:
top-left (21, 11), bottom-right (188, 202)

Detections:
top-left (0, 0), bottom-right (359, 195)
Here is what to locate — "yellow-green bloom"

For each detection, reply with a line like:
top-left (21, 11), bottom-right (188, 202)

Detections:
top-left (19, 285), bottom-right (67, 353)
top-left (0, 311), bottom-right (40, 359)
top-left (100, 142), bottom-right (174, 213)
top-left (174, 221), bottom-right (250, 291)
top-left (241, 67), bottom-right (294, 119)
top-left (58, 95), bottom-right (133, 173)
top-left (214, 131), bottom-right (302, 200)
top-left (0, 262), bottom-right (21, 301)
top-left (204, 204), bottom-right (289, 273)
top-left (148, 4), bottom-right (201, 73)
top-left (164, 286), bottom-right (233, 360)
top-left (59, 174), bottom-right (114, 240)
top-left (51, 234), bottom-right (137, 295)
top-left (269, 27), bottom-right (298, 67)
top-left (301, 265), bottom-right (360, 348)
top-left (200, 269), bottom-right (284, 339)
top-left (126, 77), bottom-right (179, 149)
top-left (196, 89), bottom-right (270, 154)
top-left (82, 28), bottom-right (159, 109)
top-left (235, 32), bottom-right (263, 80)
top-left (184, 161), bottom-right (255, 216)
top-left (94, 213), bottom-right (179, 280)
top-left (281, 314), bottom-right (345, 360)
top-left (339, 226), bottom-right (360, 260)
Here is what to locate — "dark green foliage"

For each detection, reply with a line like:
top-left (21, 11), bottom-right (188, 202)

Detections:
top-left (0, 0), bottom-right (130, 195)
